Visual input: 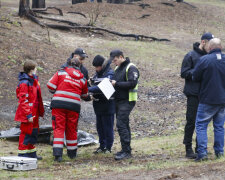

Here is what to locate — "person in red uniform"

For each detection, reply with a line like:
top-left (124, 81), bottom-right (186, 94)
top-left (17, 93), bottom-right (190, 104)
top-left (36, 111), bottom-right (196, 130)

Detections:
top-left (15, 60), bottom-right (44, 159)
top-left (47, 58), bottom-right (90, 162)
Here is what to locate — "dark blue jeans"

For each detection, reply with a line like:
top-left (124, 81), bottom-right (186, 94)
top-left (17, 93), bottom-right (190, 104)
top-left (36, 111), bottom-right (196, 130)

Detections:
top-left (96, 114), bottom-right (114, 150)
top-left (196, 103), bottom-right (225, 157)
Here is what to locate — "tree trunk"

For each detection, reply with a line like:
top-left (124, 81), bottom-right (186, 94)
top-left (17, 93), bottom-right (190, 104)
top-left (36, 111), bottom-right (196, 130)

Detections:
top-left (72, 0), bottom-right (87, 4)
top-left (19, 0), bottom-right (30, 16)
top-left (32, 0), bottom-right (45, 8)
top-left (107, 0), bottom-right (125, 3)
top-left (176, 0), bottom-right (183, 2)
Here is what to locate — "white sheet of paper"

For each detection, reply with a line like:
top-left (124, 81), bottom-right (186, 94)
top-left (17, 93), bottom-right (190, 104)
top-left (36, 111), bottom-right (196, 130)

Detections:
top-left (97, 78), bottom-right (115, 100)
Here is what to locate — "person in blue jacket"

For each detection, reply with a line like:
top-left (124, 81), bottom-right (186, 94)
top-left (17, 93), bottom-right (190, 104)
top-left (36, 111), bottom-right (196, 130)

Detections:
top-left (193, 38), bottom-right (225, 161)
top-left (88, 55), bottom-right (115, 153)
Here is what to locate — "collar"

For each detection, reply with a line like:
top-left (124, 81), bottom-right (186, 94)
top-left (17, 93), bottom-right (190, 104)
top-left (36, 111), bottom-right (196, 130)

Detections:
top-left (209, 48), bottom-right (221, 54)
top-left (119, 57), bottom-right (130, 68)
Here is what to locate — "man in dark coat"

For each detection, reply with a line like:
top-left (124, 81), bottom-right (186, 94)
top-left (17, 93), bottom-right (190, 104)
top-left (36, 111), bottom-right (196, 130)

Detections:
top-left (67, 48), bottom-right (89, 85)
top-left (193, 38), bottom-right (225, 161)
top-left (110, 49), bottom-right (139, 160)
top-left (180, 32), bottom-right (214, 158)
top-left (88, 55), bottom-right (115, 153)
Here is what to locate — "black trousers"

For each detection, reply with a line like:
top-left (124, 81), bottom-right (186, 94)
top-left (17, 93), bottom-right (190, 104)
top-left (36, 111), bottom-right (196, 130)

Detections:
top-left (183, 95), bottom-right (199, 148)
top-left (116, 100), bottom-right (135, 153)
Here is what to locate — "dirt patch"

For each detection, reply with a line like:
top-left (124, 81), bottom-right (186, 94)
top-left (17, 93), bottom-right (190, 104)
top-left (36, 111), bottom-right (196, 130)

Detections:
top-left (93, 162), bottom-right (225, 180)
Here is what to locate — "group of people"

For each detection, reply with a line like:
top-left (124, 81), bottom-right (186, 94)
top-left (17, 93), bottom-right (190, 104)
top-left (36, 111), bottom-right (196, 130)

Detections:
top-left (14, 32), bottom-right (225, 163)
top-left (181, 33), bottom-right (225, 161)
top-left (14, 48), bottom-right (139, 162)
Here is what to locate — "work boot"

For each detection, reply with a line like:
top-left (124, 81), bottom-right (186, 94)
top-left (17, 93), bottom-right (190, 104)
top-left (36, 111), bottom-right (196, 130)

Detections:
top-left (215, 152), bottom-right (224, 159)
top-left (93, 147), bottom-right (105, 154)
top-left (104, 149), bottom-right (111, 154)
top-left (195, 155), bottom-right (208, 162)
top-left (186, 147), bottom-right (197, 159)
top-left (54, 156), bottom-right (62, 162)
top-left (114, 150), bottom-right (124, 156)
top-left (114, 152), bottom-right (132, 160)
top-left (67, 149), bottom-right (77, 159)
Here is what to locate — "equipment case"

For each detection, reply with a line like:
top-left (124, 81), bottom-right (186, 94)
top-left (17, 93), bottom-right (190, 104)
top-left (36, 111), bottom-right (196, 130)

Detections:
top-left (0, 156), bottom-right (37, 171)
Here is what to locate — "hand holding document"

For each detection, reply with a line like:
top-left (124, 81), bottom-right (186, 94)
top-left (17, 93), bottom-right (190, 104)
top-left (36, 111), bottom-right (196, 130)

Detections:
top-left (97, 78), bottom-right (115, 100)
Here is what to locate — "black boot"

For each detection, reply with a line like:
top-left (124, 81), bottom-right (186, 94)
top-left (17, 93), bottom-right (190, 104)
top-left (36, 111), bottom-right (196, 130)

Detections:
top-left (54, 156), bottom-right (62, 162)
top-left (114, 152), bottom-right (132, 160)
top-left (186, 147), bottom-right (197, 159)
top-left (114, 150), bottom-right (124, 156)
top-left (67, 149), bottom-right (77, 159)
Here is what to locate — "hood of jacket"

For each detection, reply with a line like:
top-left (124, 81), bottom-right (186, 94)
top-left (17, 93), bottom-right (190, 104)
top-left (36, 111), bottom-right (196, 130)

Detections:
top-left (193, 42), bottom-right (207, 55)
top-left (18, 72), bottom-right (37, 82)
top-left (64, 66), bottom-right (84, 80)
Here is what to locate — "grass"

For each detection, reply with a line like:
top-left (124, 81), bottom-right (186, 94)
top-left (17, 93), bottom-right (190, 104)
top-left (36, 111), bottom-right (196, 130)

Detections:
top-left (0, 123), bottom-right (224, 179)
top-left (103, 40), bottom-right (185, 70)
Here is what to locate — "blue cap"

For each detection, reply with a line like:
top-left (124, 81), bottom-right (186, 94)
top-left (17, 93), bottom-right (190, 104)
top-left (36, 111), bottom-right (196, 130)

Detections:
top-left (201, 33), bottom-right (214, 41)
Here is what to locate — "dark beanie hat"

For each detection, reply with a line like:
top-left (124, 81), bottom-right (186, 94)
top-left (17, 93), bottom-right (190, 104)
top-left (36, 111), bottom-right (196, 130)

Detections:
top-left (92, 55), bottom-right (105, 67)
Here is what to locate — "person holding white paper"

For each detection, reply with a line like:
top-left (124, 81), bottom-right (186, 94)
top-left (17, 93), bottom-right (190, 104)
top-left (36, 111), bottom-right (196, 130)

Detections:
top-left (88, 55), bottom-right (115, 154)
top-left (110, 49), bottom-right (139, 161)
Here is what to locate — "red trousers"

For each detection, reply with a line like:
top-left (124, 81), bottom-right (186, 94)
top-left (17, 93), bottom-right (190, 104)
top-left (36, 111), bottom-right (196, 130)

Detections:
top-left (18, 108), bottom-right (39, 156)
top-left (52, 108), bottom-right (79, 156)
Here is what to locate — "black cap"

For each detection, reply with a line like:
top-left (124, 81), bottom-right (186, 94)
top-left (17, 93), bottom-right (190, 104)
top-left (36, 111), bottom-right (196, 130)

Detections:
top-left (201, 33), bottom-right (214, 41)
top-left (73, 48), bottom-right (88, 58)
top-left (92, 55), bottom-right (105, 67)
top-left (109, 49), bottom-right (123, 61)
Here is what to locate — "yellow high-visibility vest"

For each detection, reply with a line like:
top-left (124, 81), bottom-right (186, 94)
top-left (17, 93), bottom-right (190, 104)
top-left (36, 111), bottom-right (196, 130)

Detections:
top-left (115, 63), bottom-right (138, 101)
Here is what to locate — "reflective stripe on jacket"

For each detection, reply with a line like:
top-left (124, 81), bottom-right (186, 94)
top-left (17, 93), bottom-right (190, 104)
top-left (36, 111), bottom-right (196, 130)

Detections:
top-left (47, 66), bottom-right (88, 113)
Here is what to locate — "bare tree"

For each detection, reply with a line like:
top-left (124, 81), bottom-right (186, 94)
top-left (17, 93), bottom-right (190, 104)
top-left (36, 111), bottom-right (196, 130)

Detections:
top-left (88, 2), bottom-right (100, 26)
top-left (72, 0), bottom-right (87, 4)
top-left (32, 0), bottom-right (45, 8)
top-left (107, 0), bottom-right (125, 3)
top-left (19, 0), bottom-right (31, 16)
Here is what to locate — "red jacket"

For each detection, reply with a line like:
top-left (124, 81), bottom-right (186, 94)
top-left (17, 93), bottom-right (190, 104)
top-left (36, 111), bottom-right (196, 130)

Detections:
top-left (47, 66), bottom-right (88, 113)
top-left (15, 73), bottom-right (44, 123)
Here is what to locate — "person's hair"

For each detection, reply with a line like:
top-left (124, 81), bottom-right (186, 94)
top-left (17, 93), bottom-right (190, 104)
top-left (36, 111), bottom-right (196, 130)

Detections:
top-left (23, 60), bottom-right (37, 74)
top-left (115, 54), bottom-right (124, 59)
top-left (209, 38), bottom-right (222, 50)
top-left (68, 58), bottom-right (81, 68)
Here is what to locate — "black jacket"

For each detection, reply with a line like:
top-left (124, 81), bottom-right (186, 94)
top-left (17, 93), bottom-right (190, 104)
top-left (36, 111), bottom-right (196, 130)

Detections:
top-left (181, 42), bottom-right (207, 96)
top-left (88, 60), bottom-right (115, 115)
top-left (80, 64), bottom-right (89, 81)
top-left (114, 57), bottom-right (139, 101)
